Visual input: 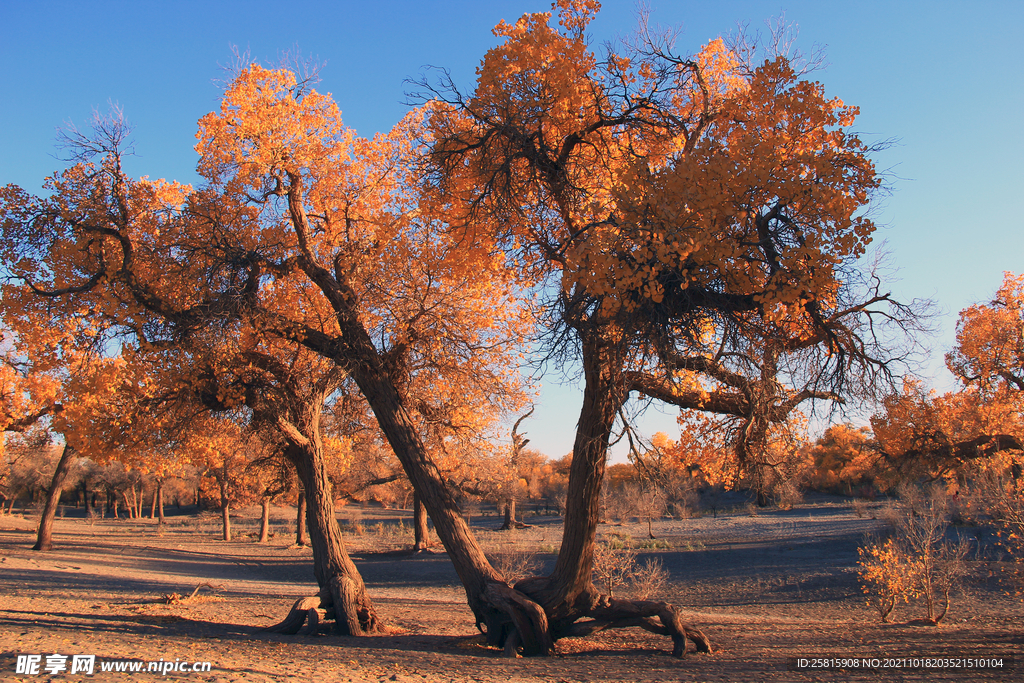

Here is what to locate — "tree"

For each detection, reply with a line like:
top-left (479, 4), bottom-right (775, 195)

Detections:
top-left (947, 272), bottom-right (1024, 396)
top-left (872, 273), bottom-right (1022, 530)
top-left (858, 486), bottom-right (971, 624)
top-left (418, 0), bottom-right (920, 653)
top-left (0, 69), bottom-right (533, 640)
top-left (804, 423), bottom-right (876, 494)
top-left (1, 304), bottom-right (134, 549)
top-left (872, 380), bottom-right (1021, 486)
top-left (498, 407), bottom-right (534, 530)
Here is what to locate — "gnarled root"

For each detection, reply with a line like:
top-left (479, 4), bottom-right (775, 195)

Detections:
top-left (492, 577), bottom-right (712, 659)
top-left (479, 581), bottom-right (553, 657)
top-left (570, 595), bottom-right (712, 657)
top-left (262, 581), bottom-right (381, 636)
top-left (264, 596), bottom-right (326, 634)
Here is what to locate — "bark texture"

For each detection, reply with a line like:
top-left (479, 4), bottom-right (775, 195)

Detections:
top-left (33, 444), bottom-right (74, 552)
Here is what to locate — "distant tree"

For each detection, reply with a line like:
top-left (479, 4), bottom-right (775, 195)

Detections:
top-left (804, 423), bottom-right (876, 494)
top-left (871, 274), bottom-right (1022, 552)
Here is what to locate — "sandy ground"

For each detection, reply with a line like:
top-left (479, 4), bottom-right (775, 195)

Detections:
top-left (1, 499), bottom-right (1021, 682)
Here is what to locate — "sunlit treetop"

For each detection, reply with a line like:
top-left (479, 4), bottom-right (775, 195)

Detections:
top-left (428, 1), bottom-right (880, 343)
top-left (947, 271), bottom-right (1024, 396)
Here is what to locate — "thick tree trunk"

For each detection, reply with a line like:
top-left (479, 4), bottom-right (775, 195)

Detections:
top-left (295, 491), bottom-right (308, 546)
top-left (498, 498), bottom-right (530, 530)
top-left (259, 497), bottom-right (271, 543)
top-left (279, 441), bottom-right (380, 635)
top-left (413, 491), bottom-right (430, 551)
top-left (33, 444), bottom-right (74, 552)
top-left (546, 336), bottom-right (626, 617)
top-left (513, 335), bottom-right (711, 656)
top-left (333, 309), bottom-right (511, 627)
top-left (500, 498), bottom-right (516, 529)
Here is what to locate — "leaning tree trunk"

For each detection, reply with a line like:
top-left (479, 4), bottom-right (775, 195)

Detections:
top-left (346, 351), bottom-right (553, 651)
top-left (33, 443), bottom-right (74, 552)
top-left (269, 440), bottom-right (381, 636)
top-left (328, 300), bottom-right (547, 644)
top-left (413, 491), bottom-right (431, 551)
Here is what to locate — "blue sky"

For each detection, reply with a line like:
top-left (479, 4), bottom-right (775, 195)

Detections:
top-left (2, 1), bottom-right (1021, 459)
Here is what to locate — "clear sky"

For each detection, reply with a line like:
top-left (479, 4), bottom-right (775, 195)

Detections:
top-left (2, 1), bottom-right (1021, 460)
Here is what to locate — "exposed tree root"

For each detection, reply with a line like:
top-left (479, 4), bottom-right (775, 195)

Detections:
top-left (263, 586), bottom-right (379, 636)
top-left (264, 596), bottom-right (322, 634)
top-left (572, 595), bottom-right (712, 657)
top-left (481, 581), bottom-right (554, 657)
top-left (481, 578), bottom-right (712, 659)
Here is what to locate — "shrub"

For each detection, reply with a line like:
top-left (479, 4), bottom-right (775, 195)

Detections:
top-left (857, 535), bottom-right (916, 622)
top-left (592, 542), bottom-right (638, 598)
top-left (775, 480), bottom-right (804, 510)
top-left (591, 538), bottom-right (671, 600)
top-left (490, 546), bottom-right (541, 585)
top-left (857, 486), bottom-right (972, 624)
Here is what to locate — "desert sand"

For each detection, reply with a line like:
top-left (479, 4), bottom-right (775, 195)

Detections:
top-left (1, 498), bottom-right (1020, 682)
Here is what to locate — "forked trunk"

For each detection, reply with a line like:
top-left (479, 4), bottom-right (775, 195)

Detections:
top-left (302, 274), bottom-right (705, 654)
top-left (33, 443), bottom-right (74, 552)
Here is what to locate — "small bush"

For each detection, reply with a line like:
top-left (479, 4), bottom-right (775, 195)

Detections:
top-left (775, 480), bottom-right (804, 510)
top-left (592, 542), bottom-right (638, 598)
top-left (857, 486), bottom-right (972, 624)
top-left (490, 546), bottom-right (541, 585)
top-left (857, 535), bottom-right (914, 622)
top-left (629, 557), bottom-right (668, 600)
top-left (592, 539), bottom-right (671, 600)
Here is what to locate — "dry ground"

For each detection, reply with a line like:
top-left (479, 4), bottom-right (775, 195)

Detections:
top-left (1, 499), bottom-right (1021, 682)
